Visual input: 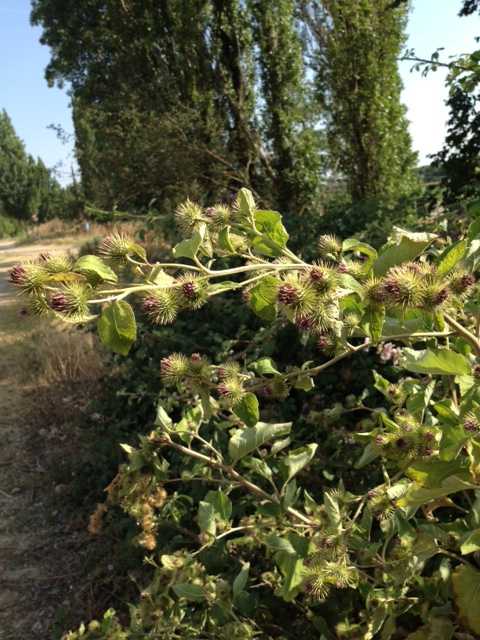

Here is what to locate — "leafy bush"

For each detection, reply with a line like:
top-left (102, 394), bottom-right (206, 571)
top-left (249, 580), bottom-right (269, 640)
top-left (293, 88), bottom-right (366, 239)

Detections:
top-left (0, 213), bottom-right (25, 238)
top-left (10, 189), bottom-right (480, 639)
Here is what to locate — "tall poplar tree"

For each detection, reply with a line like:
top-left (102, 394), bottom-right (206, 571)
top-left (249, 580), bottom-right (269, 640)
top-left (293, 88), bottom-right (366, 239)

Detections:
top-left (302, 0), bottom-right (418, 207)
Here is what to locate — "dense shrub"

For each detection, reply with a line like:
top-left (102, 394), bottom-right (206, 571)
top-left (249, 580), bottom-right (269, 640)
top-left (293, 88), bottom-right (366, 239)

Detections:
top-left (10, 189), bottom-right (480, 639)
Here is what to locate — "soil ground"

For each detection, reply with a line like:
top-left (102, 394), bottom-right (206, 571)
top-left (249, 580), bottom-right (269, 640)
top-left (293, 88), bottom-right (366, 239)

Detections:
top-left (0, 237), bottom-right (98, 640)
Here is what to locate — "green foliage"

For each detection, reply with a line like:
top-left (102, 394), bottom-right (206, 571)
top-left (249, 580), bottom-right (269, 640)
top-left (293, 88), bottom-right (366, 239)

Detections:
top-left (0, 109), bottom-right (75, 221)
top-left (12, 187), bottom-right (480, 639)
top-left (304, 0), bottom-right (419, 206)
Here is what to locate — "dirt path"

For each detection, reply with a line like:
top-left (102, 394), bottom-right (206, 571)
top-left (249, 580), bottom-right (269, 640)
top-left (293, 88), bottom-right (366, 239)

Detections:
top-left (0, 238), bottom-right (94, 640)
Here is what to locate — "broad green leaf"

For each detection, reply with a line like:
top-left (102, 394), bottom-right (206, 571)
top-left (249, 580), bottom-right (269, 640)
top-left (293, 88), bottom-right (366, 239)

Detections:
top-left (373, 371), bottom-right (390, 396)
top-left (218, 226), bottom-right (237, 254)
top-left (204, 489), bottom-right (232, 522)
top-left (361, 305), bottom-right (385, 342)
top-left (280, 444), bottom-right (318, 485)
top-left (339, 273), bottom-right (365, 297)
top-left (173, 224), bottom-right (205, 259)
top-left (406, 459), bottom-right (470, 487)
top-left (252, 210), bottom-right (289, 256)
top-left (236, 188), bottom-right (256, 217)
top-left (264, 535), bottom-right (296, 554)
top-left (154, 403), bottom-right (173, 430)
top-left (294, 375), bottom-right (315, 391)
top-left (243, 457), bottom-right (273, 481)
top-left (439, 423), bottom-right (467, 461)
top-left (324, 491), bottom-right (342, 530)
top-left (74, 254), bottom-right (118, 283)
top-left (397, 475), bottom-right (477, 509)
top-left (249, 358), bottom-right (280, 376)
top-left (248, 276), bottom-right (278, 322)
top-left (468, 216), bottom-right (480, 240)
top-left (437, 240), bottom-right (468, 275)
top-left (97, 301), bottom-right (137, 355)
top-left (355, 442), bottom-right (380, 469)
top-left (229, 421), bottom-right (292, 461)
top-left (197, 500), bottom-right (216, 536)
top-left (460, 529), bottom-right (480, 554)
top-left (173, 583), bottom-right (205, 602)
top-left (233, 392), bottom-right (259, 427)
top-left (401, 348), bottom-right (470, 376)
top-left (129, 242), bottom-right (147, 261)
top-left (275, 551), bottom-right (305, 602)
top-left (374, 227), bottom-right (437, 276)
top-left (233, 562), bottom-right (250, 597)
top-left (452, 564), bottom-right (480, 634)
top-left (342, 239), bottom-right (377, 269)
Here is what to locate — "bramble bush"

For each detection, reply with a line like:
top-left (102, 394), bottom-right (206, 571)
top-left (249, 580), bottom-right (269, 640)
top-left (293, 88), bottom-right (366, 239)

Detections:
top-left (10, 189), bottom-right (480, 639)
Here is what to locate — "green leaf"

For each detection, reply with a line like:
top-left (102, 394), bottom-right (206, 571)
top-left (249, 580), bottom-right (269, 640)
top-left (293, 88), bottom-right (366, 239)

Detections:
top-left (237, 188), bottom-right (256, 217)
top-left (248, 276), bottom-right (278, 322)
top-left (97, 301), bottom-right (137, 355)
top-left (252, 210), bottom-right (289, 256)
top-left (361, 305), bottom-right (385, 342)
top-left (218, 226), bottom-right (237, 254)
top-left (233, 562), bottom-right (250, 597)
top-left (229, 421), bottom-right (292, 462)
top-left (401, 348), bottom-right (471, 376)
top-left (324, 491), bottom-right (342, 530)
top-left (355, 442), bottom-right (380, 469)
top-left (437, 240), bottom-right (468, 275)
top-left (173, 224), bottom-right (205, 259)
top-left (275, 552), bottom-right (304, 601)
top-left (374, 227), bottom-right (437, 276)
top-left (405, 458), bottom-right (470, 486)
top-left (397, 475), bottom-right (478, 509)
top-left (468, 216), bottom-right (480, 240)
top-left (197, 500), bottom-right (216, 536)
top-left (129, 242), bottom-right (147, 261)
top-left (342, 238), bottom-right (378, 268)
top-left (452, 564), bottom-right (480, 634)
top-left (243, 457), bottom-right (273, 481)
top-left (204, 489), bottom-right (232, 522)
top-left (74, 254), bottom-right (118, 283)
top-left (249, 358), bottom-right (280, 376)
top-left (154, 403), bottom-right (173, 430)
top-left (280, 444), bottom-right (318, 485)
top-left (233, 393), bottom-right (259, 427)
top-left (173, 583), bottom-right (206, 602)
top-left (460, 529), bottom-right (480, 554)
top-left (264, 535), bottom-right (297, 554)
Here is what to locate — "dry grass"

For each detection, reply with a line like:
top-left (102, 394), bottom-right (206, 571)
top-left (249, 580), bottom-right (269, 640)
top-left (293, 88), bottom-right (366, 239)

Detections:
top-left (21, 326), bottom-right (105, 390)
top-left (17, 218), bottom-right (143, 247)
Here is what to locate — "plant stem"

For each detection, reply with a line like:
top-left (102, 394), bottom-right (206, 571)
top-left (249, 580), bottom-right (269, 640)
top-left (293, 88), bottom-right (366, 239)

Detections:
top-left (444, 312), bottom-right (480, 355)
top-left (159, 436), bottom-right (314, 526)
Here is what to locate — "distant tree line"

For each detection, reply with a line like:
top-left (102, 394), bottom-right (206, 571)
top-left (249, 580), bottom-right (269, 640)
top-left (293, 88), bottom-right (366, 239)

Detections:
top-left (0, 109), bottom-right (80, 222)
top-left (30, 0), bottom-right (419, 238)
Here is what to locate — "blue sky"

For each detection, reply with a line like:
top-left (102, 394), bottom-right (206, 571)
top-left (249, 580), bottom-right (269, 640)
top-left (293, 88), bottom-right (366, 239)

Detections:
top-left (0, 0), bottom-right (478, 185)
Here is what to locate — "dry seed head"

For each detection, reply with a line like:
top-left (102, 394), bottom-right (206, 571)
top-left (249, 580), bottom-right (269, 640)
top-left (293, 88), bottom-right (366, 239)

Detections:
top-left (98, 232), bottom-right (134, 261)
top-left (217, 360), bottom-right (241, 381)
top-left (317, 234), bottom-right (342, 258)
top-left (449, 270), bottom-right (476, 296)
top-left (204, 203), bottom-right (231, 228)
top-left (49, 283), bottom-right (90, 318)
top-left (308, 262), bottom-right (339, 294)
top-left (464, 412), bottom-right (479, 433)
top-left (218, 379), bottom-right (245, 405)
top-left (40, 254), bottom-right (73, 274)
top-left (175, 199), bottom-right (203, 233)
top-left (9, 263), bottom-right (48, 295)
top-left (177, 273), bottom-right (207, 310)
top-left (160, 353), bottom-right (189, 384)
top-left (142, 289), bottom-right (179, 325)
top-left (382, 266), bottom-right (422, 307)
